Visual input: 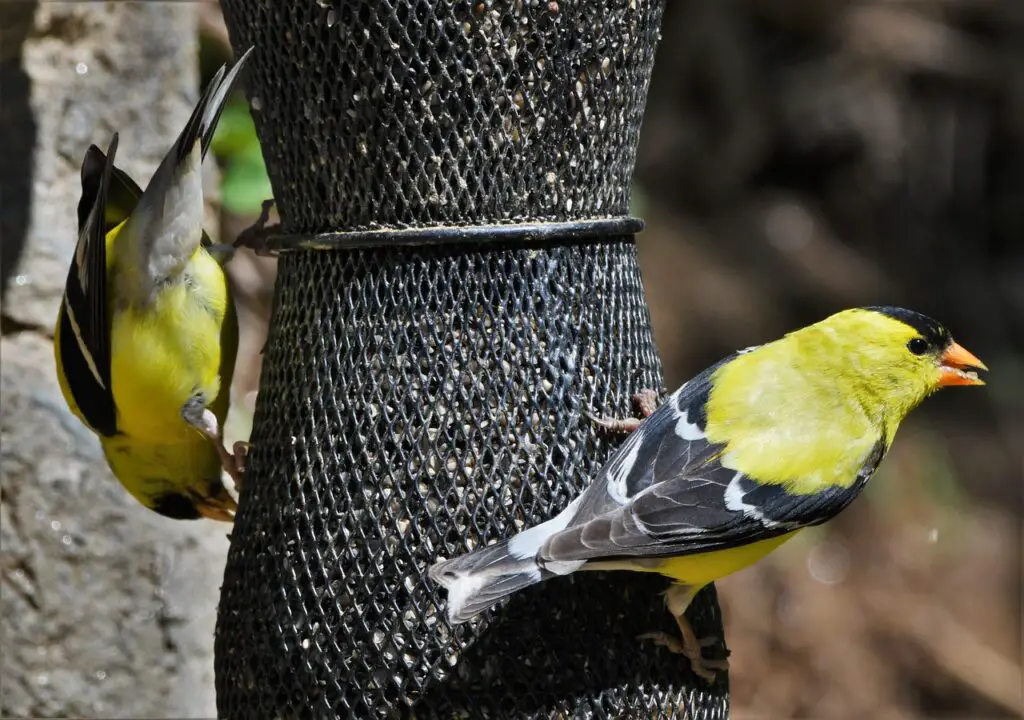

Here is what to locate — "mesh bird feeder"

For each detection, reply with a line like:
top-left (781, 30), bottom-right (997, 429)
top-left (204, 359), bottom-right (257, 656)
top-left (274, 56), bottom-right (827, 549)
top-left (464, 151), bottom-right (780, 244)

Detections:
top-left (215, 1), bottom-right (729, 717)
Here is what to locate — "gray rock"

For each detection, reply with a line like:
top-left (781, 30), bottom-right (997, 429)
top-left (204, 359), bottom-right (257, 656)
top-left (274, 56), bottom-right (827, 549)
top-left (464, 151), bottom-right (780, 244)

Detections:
top-left (1, 3), bottom-right (228, 718)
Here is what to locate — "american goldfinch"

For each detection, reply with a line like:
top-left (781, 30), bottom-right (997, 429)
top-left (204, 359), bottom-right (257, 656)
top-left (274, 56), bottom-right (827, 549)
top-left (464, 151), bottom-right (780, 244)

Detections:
top-left (53, 47), bottom-right (255, 521)
top-left (429, 306), bottom-right (986, 681)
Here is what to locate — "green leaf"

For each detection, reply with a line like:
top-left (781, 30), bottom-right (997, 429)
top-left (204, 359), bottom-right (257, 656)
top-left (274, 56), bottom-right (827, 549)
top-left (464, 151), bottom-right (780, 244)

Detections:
top-left (210, 93), bottom-right (273, 215)
top-left (210, 94), bottom-right (259, 159)
top-left (221, 148), bottom-right (273, 215)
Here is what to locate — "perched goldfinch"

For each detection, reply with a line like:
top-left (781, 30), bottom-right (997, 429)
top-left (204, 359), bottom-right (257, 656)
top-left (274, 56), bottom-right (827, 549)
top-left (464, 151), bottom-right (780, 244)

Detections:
top-left (429, 306), bottom-right (986, 681)
top-left (53, 47), bottom-right (255, 521)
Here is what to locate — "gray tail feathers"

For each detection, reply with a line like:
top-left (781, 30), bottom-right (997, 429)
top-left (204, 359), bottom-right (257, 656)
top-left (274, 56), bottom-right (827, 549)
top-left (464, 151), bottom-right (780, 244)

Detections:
top-left (428, 540), bottom-right (549, 624)
top-left (174, 45), bottom-right (255, 165)
top-left (121, 46), bottom-right (255, 294)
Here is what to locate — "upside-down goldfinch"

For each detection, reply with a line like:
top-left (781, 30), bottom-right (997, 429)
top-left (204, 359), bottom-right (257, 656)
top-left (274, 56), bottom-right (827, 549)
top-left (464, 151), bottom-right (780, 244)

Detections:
top-left (53, 47), bottom-right (255, 521)
top-left (429, 306), bottom-right (986, 681)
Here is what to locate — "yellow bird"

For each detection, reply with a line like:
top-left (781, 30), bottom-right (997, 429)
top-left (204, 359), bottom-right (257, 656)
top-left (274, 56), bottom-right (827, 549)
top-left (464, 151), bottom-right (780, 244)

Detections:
top-left (429, 306), bottom-right (987, 681)
top-left (53, 47), bottom-right (254, 522)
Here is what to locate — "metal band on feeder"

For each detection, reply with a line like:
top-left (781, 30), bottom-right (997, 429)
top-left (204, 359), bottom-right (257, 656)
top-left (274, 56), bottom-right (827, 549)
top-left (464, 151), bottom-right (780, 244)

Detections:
top-left (215, 0), bottom-right (729, 717)
top-left (251, 217), bottom-right (646, 252)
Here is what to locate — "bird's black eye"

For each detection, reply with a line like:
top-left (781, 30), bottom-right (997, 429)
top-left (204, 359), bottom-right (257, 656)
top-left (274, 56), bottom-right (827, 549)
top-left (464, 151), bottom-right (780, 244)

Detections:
top-left (907, 338), bottom-right (929, 355)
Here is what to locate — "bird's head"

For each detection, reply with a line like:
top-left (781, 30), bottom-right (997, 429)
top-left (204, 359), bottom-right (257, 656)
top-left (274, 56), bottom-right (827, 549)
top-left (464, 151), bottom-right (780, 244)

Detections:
top-left (150, 493), bottom-right (204, 521)
top-left (148, 490), bottom-right (235, 522)
top-left (809, 306), bottom-right (986, 417)
top-left (705, 305), bottom-right (986, 485)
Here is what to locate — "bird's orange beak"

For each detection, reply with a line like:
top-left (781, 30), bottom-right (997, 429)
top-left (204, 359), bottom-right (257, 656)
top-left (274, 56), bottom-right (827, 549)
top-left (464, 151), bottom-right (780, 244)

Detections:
top-left (938, 342), bottom-right (987, 387)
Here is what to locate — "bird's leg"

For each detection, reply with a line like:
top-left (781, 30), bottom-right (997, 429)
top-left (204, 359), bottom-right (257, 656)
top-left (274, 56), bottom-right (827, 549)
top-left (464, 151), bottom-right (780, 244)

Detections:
top-left (638, 584), bottom-right (730, 684)
top-left (204, 243), bottom-right (237, 266)
top-left (199, 228), bottom-right (238, 266)
top-left (233, 198), bottom-right (280, 256)
top-left (587, 388), bottom-right (661, 434)
top-left (180, 395), bottom-right (246, 490)
top-left (672, 611), bottom-right (730, 681)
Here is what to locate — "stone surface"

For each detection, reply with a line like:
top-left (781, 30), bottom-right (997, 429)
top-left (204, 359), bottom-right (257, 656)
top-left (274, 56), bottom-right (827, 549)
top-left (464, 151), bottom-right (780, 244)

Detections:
top-left (1, 3), bottom-right (227, 718)
top-left (3, 1), bottom-right (219, 327)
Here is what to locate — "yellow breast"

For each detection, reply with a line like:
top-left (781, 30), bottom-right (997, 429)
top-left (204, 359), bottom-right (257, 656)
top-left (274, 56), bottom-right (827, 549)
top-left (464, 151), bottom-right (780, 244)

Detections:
top-left (705, 341), bottom-right (879, 494)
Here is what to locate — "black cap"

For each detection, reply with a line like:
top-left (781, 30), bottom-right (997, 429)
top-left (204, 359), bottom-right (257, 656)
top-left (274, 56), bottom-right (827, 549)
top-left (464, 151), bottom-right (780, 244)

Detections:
top-left (863, 306), bottom-right (952, 349)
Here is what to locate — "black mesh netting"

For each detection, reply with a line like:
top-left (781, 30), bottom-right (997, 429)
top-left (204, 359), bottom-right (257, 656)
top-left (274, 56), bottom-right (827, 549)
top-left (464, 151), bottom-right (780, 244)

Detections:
top-left (216, 0), bottom-right (729, 718)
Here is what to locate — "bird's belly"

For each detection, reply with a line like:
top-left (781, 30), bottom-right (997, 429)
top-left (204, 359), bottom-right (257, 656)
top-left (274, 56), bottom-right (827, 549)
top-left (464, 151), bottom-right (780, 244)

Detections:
top-left (653, 531), bottom-right (799, 587)
top-left (110, 279), bottom-right (227, 442)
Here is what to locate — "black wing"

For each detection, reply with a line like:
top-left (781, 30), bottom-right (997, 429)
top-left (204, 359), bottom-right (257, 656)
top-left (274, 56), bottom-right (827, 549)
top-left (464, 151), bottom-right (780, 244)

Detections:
top-left (58, 135), bottom-right (121, 437)
top-left (541, 357), bottom-right (884, 563)
top-left (76, 142), bottom-right (142, 237)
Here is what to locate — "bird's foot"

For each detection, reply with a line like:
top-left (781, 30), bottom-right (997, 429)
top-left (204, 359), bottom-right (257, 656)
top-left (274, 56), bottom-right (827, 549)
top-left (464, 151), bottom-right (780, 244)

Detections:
top-left (230, 441), bottom-right (250, 494)
top-left (640, 583), bottom-right (730, 683)
top-left (587, 388), bottom-right (661, 434)
top-left (233, 198), bottom-right (279, 256)
top-left (638, 630), bottom-right (729, 684)
top-left (211, 435), bottom-right (245, 488)
top-left (632, 388), bottom-right (660, 418)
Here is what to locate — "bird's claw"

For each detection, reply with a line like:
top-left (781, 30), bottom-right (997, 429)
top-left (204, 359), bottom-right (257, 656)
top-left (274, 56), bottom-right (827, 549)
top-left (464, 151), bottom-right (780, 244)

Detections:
top-left (638, 631), bottom-right (729, 683)
top-left (587, 412), bottom-right (644, 434)
top-left (233, 198), bottom-right (280, 256)
top-left (632, 388), bottom-right (660, 418)
top-left (588, 388), bottom-right (661, 435)
top-left (206, 432), bottom-right (248, 496)
top-left (232, 441), bottom-right (249, 475)
top-left (230, 441), bottom-right (250, 494)
top-left (638, 630), bottom-right (686, 654)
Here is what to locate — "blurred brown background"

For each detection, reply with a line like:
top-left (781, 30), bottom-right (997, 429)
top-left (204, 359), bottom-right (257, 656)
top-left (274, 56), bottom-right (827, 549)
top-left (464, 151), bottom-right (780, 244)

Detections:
top-left (633, 2), bottom-right (1023, 718)
top-left (2, 1), bottom-right (1021, 718)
